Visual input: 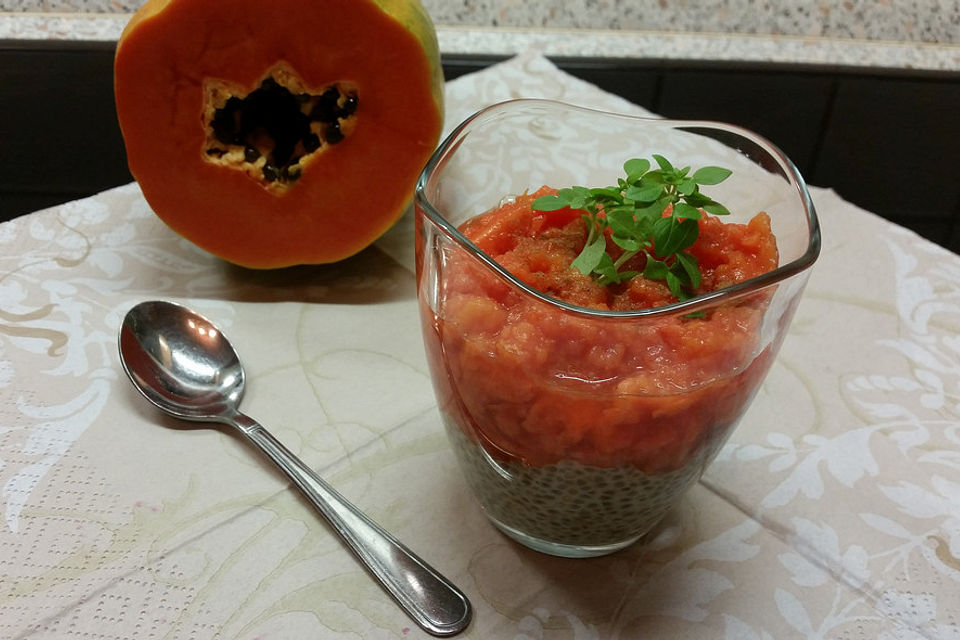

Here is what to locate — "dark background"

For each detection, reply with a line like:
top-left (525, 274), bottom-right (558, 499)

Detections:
top-left (3, 40), bottom-right (959, 253)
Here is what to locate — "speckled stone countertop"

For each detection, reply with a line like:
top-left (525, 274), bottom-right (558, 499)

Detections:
top-left (2, 0), bottom-right (959, 71)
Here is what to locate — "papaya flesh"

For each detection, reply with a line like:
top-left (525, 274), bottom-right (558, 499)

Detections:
top-left (115, 0), bottom-right (444, 269)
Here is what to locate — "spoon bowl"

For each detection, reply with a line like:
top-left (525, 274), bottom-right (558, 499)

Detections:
top-left (118, 300), bottom-right (472, 637)
top-left (120, 300), bottom-right (244, 421)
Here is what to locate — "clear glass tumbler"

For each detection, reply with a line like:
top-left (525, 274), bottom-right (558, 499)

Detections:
top-left (414, 99), bottom-right (820, 557)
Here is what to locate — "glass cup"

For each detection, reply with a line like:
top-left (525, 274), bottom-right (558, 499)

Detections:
top-left (414, 99), bottom-right (820, 558)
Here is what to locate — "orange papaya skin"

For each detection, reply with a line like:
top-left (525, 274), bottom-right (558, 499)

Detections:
top-left (115, 0), bottom-right (444, 269)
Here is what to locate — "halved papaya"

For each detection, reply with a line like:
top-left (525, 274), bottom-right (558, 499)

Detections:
top-left (114, 0), bottom-right (444, 268)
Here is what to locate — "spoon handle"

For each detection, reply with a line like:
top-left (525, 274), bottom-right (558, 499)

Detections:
top-left (231, 412), bottom-right (472, 637)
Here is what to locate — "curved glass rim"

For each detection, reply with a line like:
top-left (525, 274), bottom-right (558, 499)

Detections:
top-left (415, 98), bottom-right (822, 318)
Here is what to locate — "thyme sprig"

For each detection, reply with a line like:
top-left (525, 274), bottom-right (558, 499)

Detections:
top-left (532, 155), bottom-right (732, 300)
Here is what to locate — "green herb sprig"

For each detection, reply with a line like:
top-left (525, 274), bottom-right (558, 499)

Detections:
top-left (532, 155), bottom-right (732, 300)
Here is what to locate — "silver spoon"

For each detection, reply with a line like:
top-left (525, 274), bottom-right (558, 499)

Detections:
top-left (118, 300), bottom-right (472, 637)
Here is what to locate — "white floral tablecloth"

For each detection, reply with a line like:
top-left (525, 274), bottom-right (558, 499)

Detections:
top-left (2, 51), bottom-right (960, 640)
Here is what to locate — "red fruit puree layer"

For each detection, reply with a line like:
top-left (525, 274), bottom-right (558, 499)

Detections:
top-left (421, 187), bottom-right (780, 472)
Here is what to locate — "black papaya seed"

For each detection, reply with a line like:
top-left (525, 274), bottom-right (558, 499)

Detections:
top-left (303, 133), bottom-right (321, 152)
top-left (325, 121), bottom-right (344, 144)
top-left (339, 94), bottom-right (358, 117)
top-left (310, 87), bottom-right (340, 122)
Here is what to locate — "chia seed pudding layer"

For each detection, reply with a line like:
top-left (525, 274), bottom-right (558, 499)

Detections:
top-left (444, 415), bottom-right (726, 549)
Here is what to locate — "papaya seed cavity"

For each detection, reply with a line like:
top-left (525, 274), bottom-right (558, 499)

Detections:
top-left (202, 66), bottom-right (358, 191)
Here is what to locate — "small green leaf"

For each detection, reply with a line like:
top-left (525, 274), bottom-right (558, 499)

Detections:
top-left (594, 253), bottom-right (622, 283)
top-left (634, 219), bottom-right (657, 247)
top-left (612, 235), bottom-right (641, 252)
top-left (624, 158), bottom-right (651, 182)
top-left (673, 218), bottom-right (700, 251)
top-left (653, 154), bottom-right (675, 172)
top-left (665, 270), bottom-right (685, 299)
top-left (634, 200), bottom-right (668, 222)
top-left (703, 202), bottom-right (730, 216)
top-left (674, 201), bottom-right (702, 220)
top-left (678, 178), bottom-right (697, 195)
top-left (693, 166), bottom-right (733, 185)
top-left (571, 185), bottom-right (592, 198)
top-left (566, 186), bottom-right (593, 209)
top-left (643, 257), bottom-right (669, 280)
top-left (590, 187), bottom-right (622, 200)
top-left (670, 263), bottom-right (691, 287)
top-left (676, 251), bottom-right (701, 289)
top-left (656, 217), bottom-right (699, 256)
top-left (652, 216), bottom-right (674, 255)
top-left (624, 183), bottom-right (664, 203)
top-left (606, 208), bottom-right (638, 237)
top-left (571, 233), bottom-right (607, 275)
top-left (532, 195), bottom-right (569, 211)
top-left (683, 191), bottom-right (710, 207)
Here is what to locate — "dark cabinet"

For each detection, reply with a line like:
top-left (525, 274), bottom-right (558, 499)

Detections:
top-left (1, 41), bottom-right (132, 217)
top-left (812, 76), bottom-right (960, 241)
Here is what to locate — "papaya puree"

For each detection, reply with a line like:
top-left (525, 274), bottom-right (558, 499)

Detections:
top-left (421, 188), bottom-right (780, 473)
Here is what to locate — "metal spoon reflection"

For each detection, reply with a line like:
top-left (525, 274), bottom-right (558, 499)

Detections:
top-left (118, 300), bottom-right (471, 637)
